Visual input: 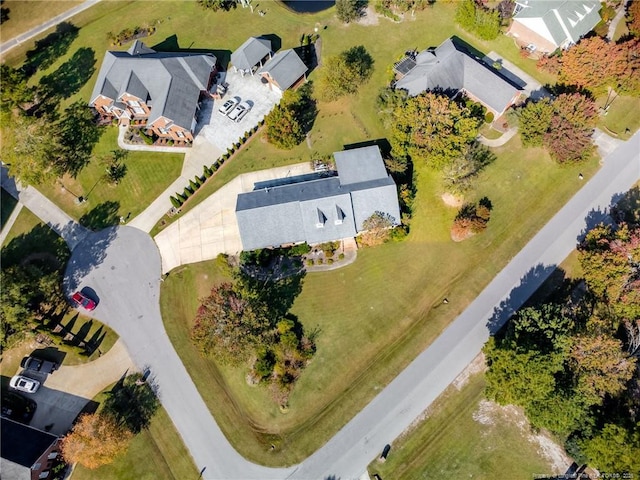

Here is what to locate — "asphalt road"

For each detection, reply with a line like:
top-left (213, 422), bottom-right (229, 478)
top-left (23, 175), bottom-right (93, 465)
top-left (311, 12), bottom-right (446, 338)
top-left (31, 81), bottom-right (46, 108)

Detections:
top-left (61, 132), bottom-right (638, 480)
top-left (0, 0), bottom-right (101, 55)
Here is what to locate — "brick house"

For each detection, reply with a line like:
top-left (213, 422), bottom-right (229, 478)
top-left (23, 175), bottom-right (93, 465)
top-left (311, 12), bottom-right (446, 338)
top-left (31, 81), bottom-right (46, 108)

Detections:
top-left (1, 418), bottom-right (61, 480)
top-left (89, 40), bottom-right (217, 143)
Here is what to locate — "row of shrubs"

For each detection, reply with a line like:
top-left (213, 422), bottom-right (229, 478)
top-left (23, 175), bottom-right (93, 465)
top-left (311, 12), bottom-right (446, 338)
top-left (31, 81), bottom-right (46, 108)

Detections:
top-left (107, 25), bottom-right (156, 46)
top-left (169, 121), bottom-right (264, 209)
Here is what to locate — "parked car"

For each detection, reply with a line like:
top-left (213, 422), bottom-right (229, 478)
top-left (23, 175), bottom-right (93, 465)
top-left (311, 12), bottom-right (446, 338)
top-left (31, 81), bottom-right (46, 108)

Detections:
top-left (21, 356), bottom-right (59, 374)
top-left (218, 97), bottom-right (240, 115)
top-left (227, 101), bottom-right (251, 123)
top-left (9, 375), bottom-right (40, 394)
top-left (1, 391), bottom-right (37, 423)
top-left (72, 291), bottom-right (96, 311)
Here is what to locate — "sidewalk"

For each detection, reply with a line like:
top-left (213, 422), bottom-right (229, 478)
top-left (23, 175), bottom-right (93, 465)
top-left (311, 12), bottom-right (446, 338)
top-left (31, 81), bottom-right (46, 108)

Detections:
top-left (0, 202), bottom-right (24, 246)
top-left (1, 166), bottom-right (90, 250)
top-left (478, 126), bottom-right (518, 147)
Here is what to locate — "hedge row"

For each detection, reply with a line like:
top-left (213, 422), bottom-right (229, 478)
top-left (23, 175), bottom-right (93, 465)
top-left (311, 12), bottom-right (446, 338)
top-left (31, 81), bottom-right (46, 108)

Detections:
top-left (169, 121), bottom-right (264, 209)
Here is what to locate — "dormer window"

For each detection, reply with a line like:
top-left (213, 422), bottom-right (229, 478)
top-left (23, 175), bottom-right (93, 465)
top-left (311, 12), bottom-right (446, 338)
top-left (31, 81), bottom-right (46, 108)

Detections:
top-left (316, 208), bottom-right (326, 228)
top-left (335, 205), bottom-right (345, 225)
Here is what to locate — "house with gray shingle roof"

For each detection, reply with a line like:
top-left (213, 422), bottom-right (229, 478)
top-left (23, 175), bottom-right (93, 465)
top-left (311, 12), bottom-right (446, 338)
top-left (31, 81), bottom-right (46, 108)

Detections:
top-left (231, 36), bottom-right (272, 75)
top-left (89, 40), bottom-right (217, 143)
top-left (507, 0), bottom-right (601, 53)
top-left (235, 145), bottom-right (401, 251)
top-left (394, 37), bottom-right (522, 116)
top-left (1, 418), bottom-right (60, 480)
top-left (257, 48), bottom-right (307, 92)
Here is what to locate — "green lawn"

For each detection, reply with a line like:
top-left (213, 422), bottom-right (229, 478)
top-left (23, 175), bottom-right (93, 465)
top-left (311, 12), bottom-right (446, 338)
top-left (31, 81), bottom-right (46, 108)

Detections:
top-left (597, 95), bottom-right (640, 140)
top-left (31, 127), bottom-right (183, 227)
top-left (72, 404), bottom-right (199, 480)
top-left (160, 133), bottom-right (600, 466)
top-left (368, 371), bottom-right (554, 479)
top-left (0, 0), bottom-right (83, 41)
top-left (1, 188), bottom-right (18, 229)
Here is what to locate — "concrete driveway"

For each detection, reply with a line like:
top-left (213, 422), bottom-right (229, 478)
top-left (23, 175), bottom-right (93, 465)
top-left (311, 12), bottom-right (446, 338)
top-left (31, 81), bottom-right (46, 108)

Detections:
top-left (154, 162), bottom-right (313, 273)
top-left (197, 69), bottom-right (282, 153)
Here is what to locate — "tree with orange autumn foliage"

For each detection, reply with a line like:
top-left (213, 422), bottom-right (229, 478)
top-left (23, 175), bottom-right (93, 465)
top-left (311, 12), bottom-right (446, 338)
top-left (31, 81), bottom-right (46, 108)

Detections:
top-left (61, 413), bottom-right (133, 469)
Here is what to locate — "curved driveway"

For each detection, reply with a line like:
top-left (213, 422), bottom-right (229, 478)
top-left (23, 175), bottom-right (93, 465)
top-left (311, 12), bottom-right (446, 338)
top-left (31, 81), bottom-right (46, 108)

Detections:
top-left (62, 133), bottom-right (639, 480)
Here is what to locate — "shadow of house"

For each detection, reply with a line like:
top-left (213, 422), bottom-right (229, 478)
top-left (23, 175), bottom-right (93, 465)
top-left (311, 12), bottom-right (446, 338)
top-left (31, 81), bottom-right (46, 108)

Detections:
top-left (393, 36), bottom-right (523, 117)
top-left (1, 418), bottom-right (61, 480)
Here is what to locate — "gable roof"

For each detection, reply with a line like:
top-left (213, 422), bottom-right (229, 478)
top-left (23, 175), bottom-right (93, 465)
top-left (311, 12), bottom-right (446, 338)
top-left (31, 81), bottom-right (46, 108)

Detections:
top-left (231, 36), bottom-right (272, 71)
top-left (235, 146), bottom-right (401, 251)
top-left (257, 49), bottom-right (307, 91)
top-left (395, 38), bottom-right (521, 114)
top-left (513, 0), bottom-right (601, 47)
top-left (1, 418), bottom-right (58, 477)
top-left (90, 41), bottom-right (216, 130)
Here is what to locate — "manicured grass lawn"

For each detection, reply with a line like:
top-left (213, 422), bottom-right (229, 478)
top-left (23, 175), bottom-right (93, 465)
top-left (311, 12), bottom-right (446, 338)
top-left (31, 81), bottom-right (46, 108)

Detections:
top-left (597, 95), bottom-right (640, 140)
top-left (160, 133), bottom-right (599, 466)
top-left (1, 188), bottom-right (18, 229)
top-left (34, 127), bottom-right (183, 227)
top-left (0, 0), bottom-right (83, 41)
top-left (368, 371), bottom-right (553, 479)
top-left (479, 123), bottom-right (505, 140)
top-left (72, 403), bottom-right (199, 480)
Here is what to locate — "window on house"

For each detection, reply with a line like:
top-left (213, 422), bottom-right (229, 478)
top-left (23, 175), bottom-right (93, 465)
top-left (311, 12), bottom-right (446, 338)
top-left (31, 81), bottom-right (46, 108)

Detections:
top-left (158, 127), bottom-right (169, 135)
top-left (176, 130), bottom-right (185, 138)
top-left (47, 452), bottom-right (58, 460)
top-left (38, 471), bottom-right (50, 479)
top-left (128, 100), bottom-right (140, 107)
top-left (33, 463), bottom-right (41, 469)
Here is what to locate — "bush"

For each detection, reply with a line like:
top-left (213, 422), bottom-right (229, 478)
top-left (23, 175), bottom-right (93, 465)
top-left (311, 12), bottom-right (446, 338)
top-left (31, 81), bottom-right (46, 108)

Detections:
top-left (176, 192), bottom-right (187, 203)
top-left (316, 257), bottom-right (323, 264)
top-left (327, 258), bottom-right (334, 265)
top-left (485, 111), bottom-right (495, 124)
top-left (184, 187), bottom-right (193, 198)
top-left (289, 242), bottom-right (311, 256)
top-left (338, 253), bottom-right (345, 260)
top-left (203, 165), bottom-right (212, 178)
top-left (189, 179), bottom-right (199, 191)
top-left (139, 129), bottom-right (154, 145)
top-left (170, 195), bottom-right (182, 208)
top-left (306, 259), bottom-right (314, 266)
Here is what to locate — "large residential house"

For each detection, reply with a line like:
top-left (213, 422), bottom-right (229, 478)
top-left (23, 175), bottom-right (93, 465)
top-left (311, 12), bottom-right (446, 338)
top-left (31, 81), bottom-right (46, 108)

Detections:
top-left (507, 0), bottom-right (602, 53)
top-left (89, 40), bottom-right (217, 143)
top-left (1, 418), bottom-right (61, 480)
top-left (257, 48), bottom-right (308, 93)
top-left (394, 37), bottom-right (522, 117)
top-left (235, 145), bottom-right (401, 251)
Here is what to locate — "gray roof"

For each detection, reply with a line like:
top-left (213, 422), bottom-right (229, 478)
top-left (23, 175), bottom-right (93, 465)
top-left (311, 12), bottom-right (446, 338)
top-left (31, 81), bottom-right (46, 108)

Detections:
top-left (514, 0), bottom-right (601, 47)
top-left (90, 41), bottom-right (216, 130)
top-left (1, 418), bottom-right (58, 477)
top-left (395, 38), bottom-right (521, 114)
top-left (257, 49), bottom-right (307, 91)
top-left (231, 36), bottom-right (272, 71)
top-left (235, 146), bottom-right (401, 251)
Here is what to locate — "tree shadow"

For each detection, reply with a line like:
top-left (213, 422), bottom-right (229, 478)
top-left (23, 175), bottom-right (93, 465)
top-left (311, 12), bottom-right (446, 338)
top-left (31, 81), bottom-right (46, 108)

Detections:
top-left (0, 2), bottom-right (9, 24)
top-left (79, 201), bottom-right (121, 230)
top-left (0, 223), bottom-right (70, 268)
top-left (63, 226), bottom-right (118, 292)
top-left (486, 263), bottom-right (558, 334)
top-left (103, 371), bottom-right (160, 434)
top-left (71, 319), bottom-right (92, 346)
top-left (22, 22), bottom-right (79, 77)
top-left (56, 101), bottom-right (103, 177)
top-left (40, 47), bottom-right (96, 100)
top-left (84, 326), bottom-right (106, 355)
top-left (611, 185), bottom-right (640, 226)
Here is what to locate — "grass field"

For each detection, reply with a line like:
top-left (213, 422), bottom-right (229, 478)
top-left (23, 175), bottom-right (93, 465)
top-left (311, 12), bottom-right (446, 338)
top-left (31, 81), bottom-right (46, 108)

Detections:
top-left (72, 403), bottom-right (199, 480)
top-left (34, 127), bottom-right (183, 227)
top-left (0, 0), bottom-right (83, 41)
top-left (160, 133), bottom-right (600, 466)
top-left (597, 95), bottom-right (640, 140)
top-left (368, 370), bottom-right (554, 479)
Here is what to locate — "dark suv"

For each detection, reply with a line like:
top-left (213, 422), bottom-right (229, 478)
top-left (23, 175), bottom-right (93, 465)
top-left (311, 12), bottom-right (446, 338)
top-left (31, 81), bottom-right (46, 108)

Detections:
top-left (21, 356), bottom-right (59, 374)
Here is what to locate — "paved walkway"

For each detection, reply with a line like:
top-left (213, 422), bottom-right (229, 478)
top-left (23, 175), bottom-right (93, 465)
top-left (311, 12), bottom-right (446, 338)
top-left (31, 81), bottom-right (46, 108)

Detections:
top-left (484, 51), bottom-right (551, 101)
top-left (154, 162), bottom-right (313, 273)
top-left (478, 126), bottom-right (518, 147)
top-left (0, 0), bottom-right (102, 55)
top-left (1, 166), bottom-right (90, 251)
top-left (0, 202), bottom-right (23, 246)
top-left (608, 0), bottom-right (630, 40)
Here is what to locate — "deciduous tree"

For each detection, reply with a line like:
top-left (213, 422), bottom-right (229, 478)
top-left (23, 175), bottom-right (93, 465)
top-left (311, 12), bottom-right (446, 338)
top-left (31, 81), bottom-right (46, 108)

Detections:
top-left (335, 0), bottom-right (365, 23)
top-left (581, 423), bottom-right (640, 473)
top-left (316, 46), bottom-right (374, 101)
top-left (389, 92), bottom-right (481, 169)
top-left (359, 211), bottom-right (395, 246)
top-left (61, 413), bottom-right (132, 469)
top-left (516, 98), bottom-right (553, 147)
